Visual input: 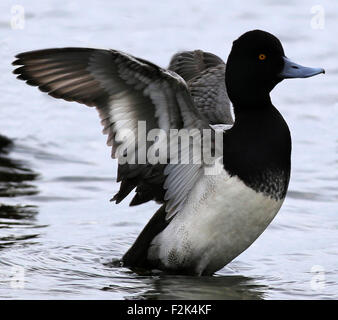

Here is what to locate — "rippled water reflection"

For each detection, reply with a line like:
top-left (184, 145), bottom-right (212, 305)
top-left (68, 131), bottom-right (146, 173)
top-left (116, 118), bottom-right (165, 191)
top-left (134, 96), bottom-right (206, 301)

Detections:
top-left (0, 136), bottom-right (42, 251)
top-left (0, 0), bottom-right (337, 299)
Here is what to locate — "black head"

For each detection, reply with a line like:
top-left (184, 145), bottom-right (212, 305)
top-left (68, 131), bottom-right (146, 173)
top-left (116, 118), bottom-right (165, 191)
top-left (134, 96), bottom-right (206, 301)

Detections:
top-left (225, 30), bottom-right (324, 107)
top-left (225, 30), bottom-right (285, 105)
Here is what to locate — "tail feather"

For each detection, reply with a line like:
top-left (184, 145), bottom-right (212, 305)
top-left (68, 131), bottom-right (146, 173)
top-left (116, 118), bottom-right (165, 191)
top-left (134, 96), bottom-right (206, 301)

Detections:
top-left (122, 205), bottom-right (169, 270)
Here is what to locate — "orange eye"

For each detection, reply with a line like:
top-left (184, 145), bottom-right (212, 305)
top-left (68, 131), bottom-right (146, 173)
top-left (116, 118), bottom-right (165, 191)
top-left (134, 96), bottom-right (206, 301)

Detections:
top-left (258, 54), bottom-right (266, 60)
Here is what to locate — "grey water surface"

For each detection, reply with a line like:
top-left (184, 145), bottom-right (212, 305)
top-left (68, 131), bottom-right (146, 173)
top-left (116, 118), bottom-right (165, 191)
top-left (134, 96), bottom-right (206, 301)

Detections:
top-left (0, 0), bottom-right (337, 299)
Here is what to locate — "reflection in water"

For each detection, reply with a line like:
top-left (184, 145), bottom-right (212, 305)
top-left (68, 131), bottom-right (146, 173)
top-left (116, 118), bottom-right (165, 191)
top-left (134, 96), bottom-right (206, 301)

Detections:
top-left (0, 136), bottom-right (38, 198)
top-left (0, 204), bottom-right (37, 220)
top-left (0, 135), bottom-right (41, 249)
top-left (102, 268), bottom-right (266, 300)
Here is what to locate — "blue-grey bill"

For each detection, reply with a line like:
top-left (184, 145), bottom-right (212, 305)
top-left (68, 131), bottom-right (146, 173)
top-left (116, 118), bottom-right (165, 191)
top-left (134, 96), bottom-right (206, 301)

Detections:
top-left (279, 57), bottom-right (325, 79)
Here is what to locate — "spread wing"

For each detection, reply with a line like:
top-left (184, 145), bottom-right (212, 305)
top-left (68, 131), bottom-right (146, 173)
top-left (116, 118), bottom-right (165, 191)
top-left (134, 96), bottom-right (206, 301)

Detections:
top-left (13, 47), bottom-right (219, 219)
top-left (169, 50), bottom-right (233, 125)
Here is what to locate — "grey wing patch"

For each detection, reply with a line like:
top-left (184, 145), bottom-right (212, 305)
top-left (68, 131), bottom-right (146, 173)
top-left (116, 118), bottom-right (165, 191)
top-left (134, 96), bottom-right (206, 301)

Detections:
top-left (188, 64), bottom-right (233, 125)
top-left (162, 126), bottom-right (222, 220)
top-left (164, 163), bottom-right (203, 220)
top-left (168, 50), bottom-right (225, 82)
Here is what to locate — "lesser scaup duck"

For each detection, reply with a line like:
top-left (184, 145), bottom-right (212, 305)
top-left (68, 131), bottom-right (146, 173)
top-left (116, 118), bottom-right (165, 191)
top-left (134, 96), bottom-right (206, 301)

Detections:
top-left (13, 30), bottom-right (324, 275)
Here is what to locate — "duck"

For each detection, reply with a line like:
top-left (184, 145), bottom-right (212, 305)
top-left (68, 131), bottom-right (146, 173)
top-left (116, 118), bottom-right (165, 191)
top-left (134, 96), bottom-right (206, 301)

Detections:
top-left (12, 30), bottom-right (324, 276)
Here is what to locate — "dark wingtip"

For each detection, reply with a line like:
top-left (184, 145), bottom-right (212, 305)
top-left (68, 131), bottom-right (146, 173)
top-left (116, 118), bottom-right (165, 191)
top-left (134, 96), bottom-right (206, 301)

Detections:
top-left (110, 194), bottom-right (122, 204)
top-left (129, 196), bottom-right (141, 206)
top-left (12, 58), bottom-right (23, 66)
top-left (16, 74), bottom-right (26, 80)
top-left (14, 51), bottom-right (26, 59)
top-left (12, 51), bottom-right (29, 65)
top-left (12, 52), bottom-right (26, 76)
top-left (13, 66), bottom-right (22, 74)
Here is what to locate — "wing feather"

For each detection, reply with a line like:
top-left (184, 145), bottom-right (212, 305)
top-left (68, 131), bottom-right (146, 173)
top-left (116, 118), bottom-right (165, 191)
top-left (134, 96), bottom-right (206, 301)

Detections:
top-left (13, 47), bottom-right (216, 219)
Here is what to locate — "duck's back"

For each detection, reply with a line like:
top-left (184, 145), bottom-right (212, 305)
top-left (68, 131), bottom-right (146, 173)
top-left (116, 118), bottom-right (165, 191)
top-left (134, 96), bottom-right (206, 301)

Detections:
top-left (169, 50), bottom-right (233, 125)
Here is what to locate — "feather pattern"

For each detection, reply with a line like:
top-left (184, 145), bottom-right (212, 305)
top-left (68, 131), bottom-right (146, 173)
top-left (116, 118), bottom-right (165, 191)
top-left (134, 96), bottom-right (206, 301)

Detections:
top-left (169, 50), bottom-right (233, 125)
top-left (13, 47), bottom-right (228, 219)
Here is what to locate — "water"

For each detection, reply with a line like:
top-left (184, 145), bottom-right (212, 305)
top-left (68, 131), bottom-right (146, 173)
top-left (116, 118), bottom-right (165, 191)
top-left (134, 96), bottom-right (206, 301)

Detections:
top-left (0, 0), bottom-right (337, 299)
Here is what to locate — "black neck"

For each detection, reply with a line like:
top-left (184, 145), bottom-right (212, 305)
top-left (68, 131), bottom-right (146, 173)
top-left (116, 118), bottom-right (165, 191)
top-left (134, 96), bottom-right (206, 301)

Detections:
top-left (232, 94), bottom-right (272, 115)
top-left (223, 99), bottom-right (291, 200)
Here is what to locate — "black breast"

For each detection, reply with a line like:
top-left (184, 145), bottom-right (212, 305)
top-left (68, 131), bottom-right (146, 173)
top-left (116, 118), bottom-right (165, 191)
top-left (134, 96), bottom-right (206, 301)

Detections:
top-left (222, 106), bottom-right (291, 200)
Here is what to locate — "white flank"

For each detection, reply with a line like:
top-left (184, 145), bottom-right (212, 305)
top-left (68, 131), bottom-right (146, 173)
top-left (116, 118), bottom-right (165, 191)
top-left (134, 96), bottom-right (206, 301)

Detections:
top-left (148, 163), bottom-right (284, 275)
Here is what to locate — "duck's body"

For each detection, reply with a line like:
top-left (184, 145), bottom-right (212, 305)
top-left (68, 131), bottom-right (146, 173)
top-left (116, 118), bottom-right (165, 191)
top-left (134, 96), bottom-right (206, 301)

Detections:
top-left (125, 103), bottom-right (291, 275)
top-left (13, 30), bottom-right (324, 275)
